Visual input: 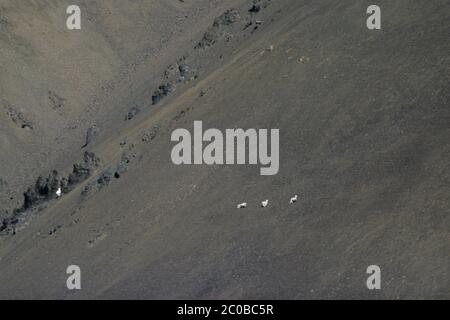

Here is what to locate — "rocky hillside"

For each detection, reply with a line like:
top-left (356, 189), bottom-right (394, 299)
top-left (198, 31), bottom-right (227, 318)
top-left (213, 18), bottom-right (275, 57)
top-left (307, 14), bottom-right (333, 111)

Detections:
top-left (0, 0), bottom-right (449, 299)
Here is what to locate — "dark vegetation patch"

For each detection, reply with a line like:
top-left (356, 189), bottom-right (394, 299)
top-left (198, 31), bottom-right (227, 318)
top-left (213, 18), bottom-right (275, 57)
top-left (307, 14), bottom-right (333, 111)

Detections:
top-left (151, 83), bottom-right (174, 105)
top-left (249, 2), bottom-right (262, 13)
top-left (81, 169), bottom-right (113, 197)
top-left (150, 53), bottom-right (201, 106)
top-left (179, 64), bottom-right (190, 78)
top-left (0, 215), bottom-right (12, 233)
top-left (195, 9), bottom-right (239, 49)
top-left (0, 152), bottom-right (100, 235)
top-left (150, 2), bottom-right (273, 109)
top-left (176, 56), bottom-right (198, 83)
top-left (82, 125), bottom-right (99, 148)
top-left (68, 151), bottom-right (100, 186)
top-left (48, 91), bottom-right (65, 111)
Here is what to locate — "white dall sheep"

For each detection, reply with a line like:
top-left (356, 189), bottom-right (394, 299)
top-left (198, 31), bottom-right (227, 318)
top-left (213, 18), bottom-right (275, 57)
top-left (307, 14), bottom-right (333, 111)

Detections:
top-left (261, 200), bottom-right (269, 208)
top-left (237, 202), bottom-right (247, 209)
top-left (290, 195), bottom-right (298, 204)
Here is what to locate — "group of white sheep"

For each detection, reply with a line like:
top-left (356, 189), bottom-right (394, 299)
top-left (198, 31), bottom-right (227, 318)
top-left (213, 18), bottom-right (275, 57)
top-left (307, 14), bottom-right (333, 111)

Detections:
top-left (57, 183), bottom-right (298, 210)
top-left (237, 194), bottom-right (298, 209)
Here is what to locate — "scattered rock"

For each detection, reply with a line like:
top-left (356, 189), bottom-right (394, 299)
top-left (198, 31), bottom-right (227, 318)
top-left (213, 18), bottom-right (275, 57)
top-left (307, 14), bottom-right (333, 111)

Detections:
top-left (97, 170), bottom-right (113, 186)
top-left (81, 168), bottom-right (113, 197)
top-left (164, 64), bottom-right (178, 80)
top-left (120, 152), bottom-right (131, 166)
top-left (195, 9), bottom-right (239, 49)
top-left (48, 224), bottom-right (62, 236)
top-left (124, 105), bottom-right (141, 121)
top-left (142, 126), bottom-right (160, 143)
top-left (23, 170), bottom-right (60, 210)
top-left (179, 64), bottom-right (190, 78)
top-left (5, 106), bottom-right (33, 130)
top-left (171, 106), bottom-right (194, 126)
top-left (48, 91), bottom-right (66, 111)
top-left (196, 30), bottom-right (219, 49)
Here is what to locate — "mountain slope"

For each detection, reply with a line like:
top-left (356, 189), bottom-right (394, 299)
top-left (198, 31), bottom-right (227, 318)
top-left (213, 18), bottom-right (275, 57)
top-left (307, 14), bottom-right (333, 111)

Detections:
top-left (0, 0), bottom-right (449, 299)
